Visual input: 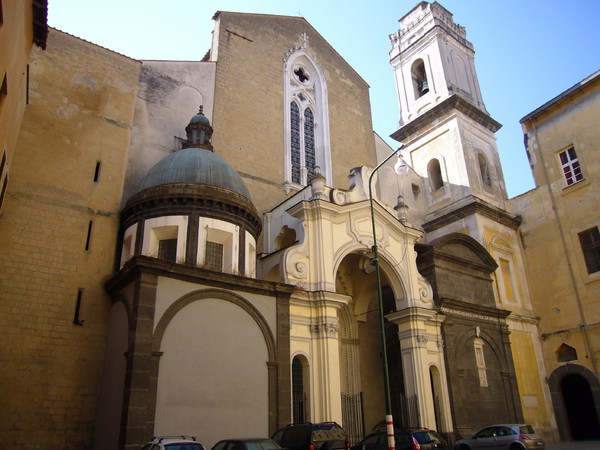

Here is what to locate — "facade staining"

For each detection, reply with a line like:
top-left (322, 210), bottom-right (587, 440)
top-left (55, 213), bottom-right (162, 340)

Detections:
top-left (0, 1), bottom-right (598, 448)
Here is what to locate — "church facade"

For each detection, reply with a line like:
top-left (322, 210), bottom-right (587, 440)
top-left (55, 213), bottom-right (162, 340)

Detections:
top-left (1, 1), bottom-right (598, 448)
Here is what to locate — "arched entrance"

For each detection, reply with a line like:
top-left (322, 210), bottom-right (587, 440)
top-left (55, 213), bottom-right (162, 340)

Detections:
top-left (561, 374), bottom-right (600, 440)
top-left (336, 252), bottom-right (406, 437)
top-left (548, 364), bottom-right (600, 441)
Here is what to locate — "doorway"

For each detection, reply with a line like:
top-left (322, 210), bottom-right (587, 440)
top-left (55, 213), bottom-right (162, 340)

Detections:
top-left (561, 374), bottom-right (600, 440)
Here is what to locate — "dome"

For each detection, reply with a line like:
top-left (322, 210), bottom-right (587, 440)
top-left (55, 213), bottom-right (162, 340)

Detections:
top-left (190, 111), bottom-right (210, 124)
top-left (138, 147), bottom-right (251, 199)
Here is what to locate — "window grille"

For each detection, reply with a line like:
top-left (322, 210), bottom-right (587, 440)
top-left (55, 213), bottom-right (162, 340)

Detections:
top-left (158, 238), bottom-right (177, 262)
top-left (205, 241), bottom-right (224, 272)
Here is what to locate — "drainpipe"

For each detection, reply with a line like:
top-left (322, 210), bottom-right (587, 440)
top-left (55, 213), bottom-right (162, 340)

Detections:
top-left (527, 119), bottom-right (598, 375)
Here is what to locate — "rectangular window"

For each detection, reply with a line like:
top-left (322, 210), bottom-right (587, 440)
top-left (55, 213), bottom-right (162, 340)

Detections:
top-left (158, 238), bottom-right (177, 262)
top-left (85, 220), bottom-right (93, 251)
top-left (205, 241), bottom-right (224, 272)
top-left (0, 74), bottom-right (7, 108)
top-left (73, 289), bottom-right (84, 326)
top-left (93, 161), bottom-right (101, 182)
top-left (559, 147), bottom-right (583, 186)
top-left (578, 227), bottom-right (600, 274)
top-left (0, 173), bottom-right (7, 212)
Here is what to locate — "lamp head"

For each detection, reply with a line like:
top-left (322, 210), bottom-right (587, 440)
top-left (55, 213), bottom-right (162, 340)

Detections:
top-left (394, 153), bottom-right (409, 175)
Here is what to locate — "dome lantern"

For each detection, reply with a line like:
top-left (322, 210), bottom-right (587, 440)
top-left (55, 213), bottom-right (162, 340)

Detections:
top-left (185, 105), bottom-right (214, 151)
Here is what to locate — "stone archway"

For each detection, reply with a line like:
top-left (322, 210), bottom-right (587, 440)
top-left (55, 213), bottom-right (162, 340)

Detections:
top-left (335, 252), bottom-right (406, 440)
top-left (548, 364), bottom-right (600, 441)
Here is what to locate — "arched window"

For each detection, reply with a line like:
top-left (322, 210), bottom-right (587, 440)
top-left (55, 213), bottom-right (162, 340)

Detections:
top-left (427, 158), bottom-right (444, 192)
top-left (478, 152), bottom-right (493, 191)
top-left (292, 355), bottom-right (310, 423)
top-left (411, 58), bottom-right (429, 99)
top-left (284, 47), bottom-right (331, 192)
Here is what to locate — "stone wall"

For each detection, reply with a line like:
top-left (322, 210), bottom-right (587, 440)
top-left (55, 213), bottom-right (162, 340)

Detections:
top-left (0, 29), bottom-right (140, 447)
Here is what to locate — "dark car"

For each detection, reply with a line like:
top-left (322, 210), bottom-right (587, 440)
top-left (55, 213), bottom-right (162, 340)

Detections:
top-left (352, 428), bottom-right (447, 450)
top-left (211, 438), bottom-right (282, 450)
top-left (454, 424), bottom-right (545, 450)
top-left (272, 422), bottom-right (349, 450)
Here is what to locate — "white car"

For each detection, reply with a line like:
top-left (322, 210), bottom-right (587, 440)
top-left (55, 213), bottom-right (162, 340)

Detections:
top-left (142, 435), bottom-right (206, 450)
top-left (454, 424), bottom-right (545, 450)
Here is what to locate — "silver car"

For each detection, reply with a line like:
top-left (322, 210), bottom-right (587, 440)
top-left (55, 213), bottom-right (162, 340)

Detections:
top-left (454, 424), bottom-right (545, 450)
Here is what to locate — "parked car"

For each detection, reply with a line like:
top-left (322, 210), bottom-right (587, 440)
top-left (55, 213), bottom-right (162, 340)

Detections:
top-left (271, 422), bottom-right (349, 450)
top-left (352, 428), bottom-right (447, 450)
top-left (211, 438), bottom-right (282, 450)
top-left (454, 424), bottom-right (545, 450)
top-left (142, 435), bottom-right (206, 450)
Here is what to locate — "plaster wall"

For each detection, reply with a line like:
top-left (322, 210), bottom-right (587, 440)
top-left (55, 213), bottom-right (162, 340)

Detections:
top-left (512, 80), bottom-right (600, 379)
top-left (124, 60), bottom-right (216, 204)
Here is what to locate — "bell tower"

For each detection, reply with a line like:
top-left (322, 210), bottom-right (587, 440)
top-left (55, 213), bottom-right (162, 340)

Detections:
top-left (389, 1), bottom-right (510, 225)
top-left (389, 1), bottom-right (486, 125)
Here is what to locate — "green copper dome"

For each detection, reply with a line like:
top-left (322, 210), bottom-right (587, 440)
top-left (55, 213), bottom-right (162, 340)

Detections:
top-left (138, 147), bottom-right (251, 199)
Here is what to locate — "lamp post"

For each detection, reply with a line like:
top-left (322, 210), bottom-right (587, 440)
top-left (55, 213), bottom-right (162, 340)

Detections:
top-left (368, 147), bottom-right (407, 450)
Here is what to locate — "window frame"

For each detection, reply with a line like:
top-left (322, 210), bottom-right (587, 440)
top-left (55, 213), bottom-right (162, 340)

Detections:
top-left (283, 48), bottom-right (331, 192)
top-left (558, 146), bottom-right (584, 187)
top-left (578, 227), bottom-right (600, 274)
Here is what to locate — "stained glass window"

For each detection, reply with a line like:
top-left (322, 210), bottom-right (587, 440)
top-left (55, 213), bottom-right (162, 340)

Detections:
top-left (291, 102), bottom-right (301, 184)
top-left (304, 107), bottom-right (316, 181)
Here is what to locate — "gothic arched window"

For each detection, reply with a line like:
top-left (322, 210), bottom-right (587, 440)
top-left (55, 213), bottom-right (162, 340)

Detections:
top-left (284, 46), bottom-right (331, 192)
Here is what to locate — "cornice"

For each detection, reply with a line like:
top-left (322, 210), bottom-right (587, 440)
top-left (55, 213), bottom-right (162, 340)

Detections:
top-left (121, 183), bottom-right (262, 239)
top-left (391, 94), bottom-right (501, 143)
top-left (105, 255), bottom-right (295, 297)
top-left (423, 196), bottom-right (521, 232)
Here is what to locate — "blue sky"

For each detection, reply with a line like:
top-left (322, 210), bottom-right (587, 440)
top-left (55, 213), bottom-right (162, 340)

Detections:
top-left (48, 0), bottom-right (600, 198)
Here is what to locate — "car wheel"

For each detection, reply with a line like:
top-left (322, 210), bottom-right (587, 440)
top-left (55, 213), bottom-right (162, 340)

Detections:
top-left (458, 445), bottom-right (470, 450)
top-left (509, 444), bottom-right (524, 450)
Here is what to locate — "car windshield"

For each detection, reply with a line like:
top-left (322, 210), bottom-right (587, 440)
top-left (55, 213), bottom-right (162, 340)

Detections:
top-left (165, 444), bottom-right (204, 450)
top-left (411, 432), bottom-right (431, 444)
top-left (519, 425), bottom-right (535, 435)
top-left (245, 440), bottom-right (281, 450)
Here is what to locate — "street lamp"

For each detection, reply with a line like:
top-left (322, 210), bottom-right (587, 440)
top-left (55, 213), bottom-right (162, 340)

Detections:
top-left (368, 146), bottom-right (407, 450)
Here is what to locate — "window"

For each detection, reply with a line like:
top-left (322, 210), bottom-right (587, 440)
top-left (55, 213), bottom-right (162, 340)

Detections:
top-left (283, 47), bottom-right (331, 191)
top-left (205, 241), bottom-right (224, 272)
top-left (0, 74), bottom-right (7, 108)
top-left (474, 338), bottom-right (488, 387)
top-left (559, 147), bottom-right (583, 186)
top-left (478, 152), bottom-right (492, 189)
top-left (0, 150), bottom-right (6, 212)
top-left (158, 238), bottom-right (177, 262)
top-left (578, 227), bottom-right (600, 274)
top-left (556, 343), bottom-right (577, 362)
top-left (85, 220), bottom-right (93, 251)
top-left (289, 99), bottom-right (316, 184)
top-left (427, 158), bottom-right (444, 191)
top-left (93, 161), bottom-right (101, 182)
top-left (411, 59), bottom-right (429, 99)
top-left (73, 289), bottom-right (84, 326)
top-left (292, 356), bottom-right (305, 423)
